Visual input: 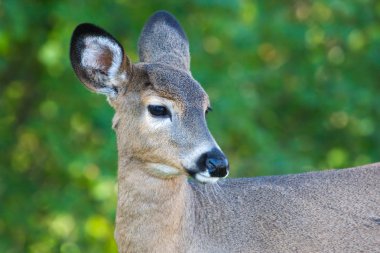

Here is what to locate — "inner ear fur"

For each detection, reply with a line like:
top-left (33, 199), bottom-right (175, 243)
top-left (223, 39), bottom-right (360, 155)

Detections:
top-left (70, 23), bottom-right (131, 97)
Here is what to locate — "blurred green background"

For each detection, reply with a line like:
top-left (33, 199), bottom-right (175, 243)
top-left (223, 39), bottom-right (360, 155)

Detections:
top-left (1, 0), bottom-right (379, 252)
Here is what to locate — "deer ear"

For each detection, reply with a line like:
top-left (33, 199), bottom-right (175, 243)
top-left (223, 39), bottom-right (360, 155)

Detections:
top-left (138, 11), bottom-right (190, 72)
top-left (70, 23), bottom-right (131, 98)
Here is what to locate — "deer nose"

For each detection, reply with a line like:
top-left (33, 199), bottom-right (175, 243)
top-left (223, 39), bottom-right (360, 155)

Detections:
top-left (205, 150), bottom-right (229, 178)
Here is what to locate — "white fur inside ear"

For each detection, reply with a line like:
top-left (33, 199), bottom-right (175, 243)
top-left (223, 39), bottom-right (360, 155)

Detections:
top-left (82, 36), bottom-right (123, 76)
top-left (81, 36), bottom-right (126, 97)
top-left (98, 87), bottom-right (117, 98)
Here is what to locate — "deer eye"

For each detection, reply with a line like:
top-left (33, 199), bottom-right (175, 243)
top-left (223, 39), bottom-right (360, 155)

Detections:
top-left (148, 105), bottom-right (170, 118)
top-left (206, 107), bottom-right (212, 115)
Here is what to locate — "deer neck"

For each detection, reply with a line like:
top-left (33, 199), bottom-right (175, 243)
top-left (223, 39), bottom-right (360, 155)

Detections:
top-left (115, 156), bottom-right (193, 253)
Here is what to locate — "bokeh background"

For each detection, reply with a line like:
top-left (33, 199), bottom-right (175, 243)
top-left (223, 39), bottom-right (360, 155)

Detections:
top-left (1, 0), bottom-right (379, 252)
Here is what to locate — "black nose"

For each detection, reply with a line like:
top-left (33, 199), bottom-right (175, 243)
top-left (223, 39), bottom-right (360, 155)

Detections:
top-left (205, 149), bottom-right (229, 177)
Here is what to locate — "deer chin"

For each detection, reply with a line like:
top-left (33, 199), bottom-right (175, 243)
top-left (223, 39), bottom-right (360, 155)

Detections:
top-left (194, 171), bottom-right (220, 183)
top-left (185, 168), bottom-right (224, 183)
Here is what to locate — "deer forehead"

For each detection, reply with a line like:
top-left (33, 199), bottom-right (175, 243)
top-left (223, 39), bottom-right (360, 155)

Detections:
top-left (142, 63), bottom-right (210, 110)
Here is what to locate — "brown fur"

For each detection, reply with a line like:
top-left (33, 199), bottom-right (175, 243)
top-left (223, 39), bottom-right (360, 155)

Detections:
top-left (70, 11), bottom-right (380, 253)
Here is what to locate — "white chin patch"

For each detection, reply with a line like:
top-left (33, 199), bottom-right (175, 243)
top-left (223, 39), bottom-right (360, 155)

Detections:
top-left (147, 163), bottom-right (181, 177)
top-left (195, 171), bottom-right (220, 184)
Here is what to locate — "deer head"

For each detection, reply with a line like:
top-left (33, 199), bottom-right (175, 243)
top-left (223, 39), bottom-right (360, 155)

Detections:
top-left (70, 11), bottom-right (229, 183)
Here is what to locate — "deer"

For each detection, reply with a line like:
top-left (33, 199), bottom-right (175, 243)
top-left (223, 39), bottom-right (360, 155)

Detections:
top-left (70, 10), bottom-right (380, 253)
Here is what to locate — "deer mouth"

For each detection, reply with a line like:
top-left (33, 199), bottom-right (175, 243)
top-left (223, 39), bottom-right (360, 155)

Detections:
top-left (186, 168), bottom-right (229, 184)
top-left (194, 171), bottom-right (221, 183)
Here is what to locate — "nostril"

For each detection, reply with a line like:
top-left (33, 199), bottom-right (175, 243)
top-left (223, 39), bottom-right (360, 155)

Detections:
top-left (206, 158), bottom-right (217, 173)
top-left (206, 157), bottom-right (229, 177)
top-left (206, 158), bottom-right (223, 169)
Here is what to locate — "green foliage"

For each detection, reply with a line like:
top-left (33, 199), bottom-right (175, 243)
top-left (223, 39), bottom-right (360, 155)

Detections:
top-left (1, 0), bottom-right (379, 252)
